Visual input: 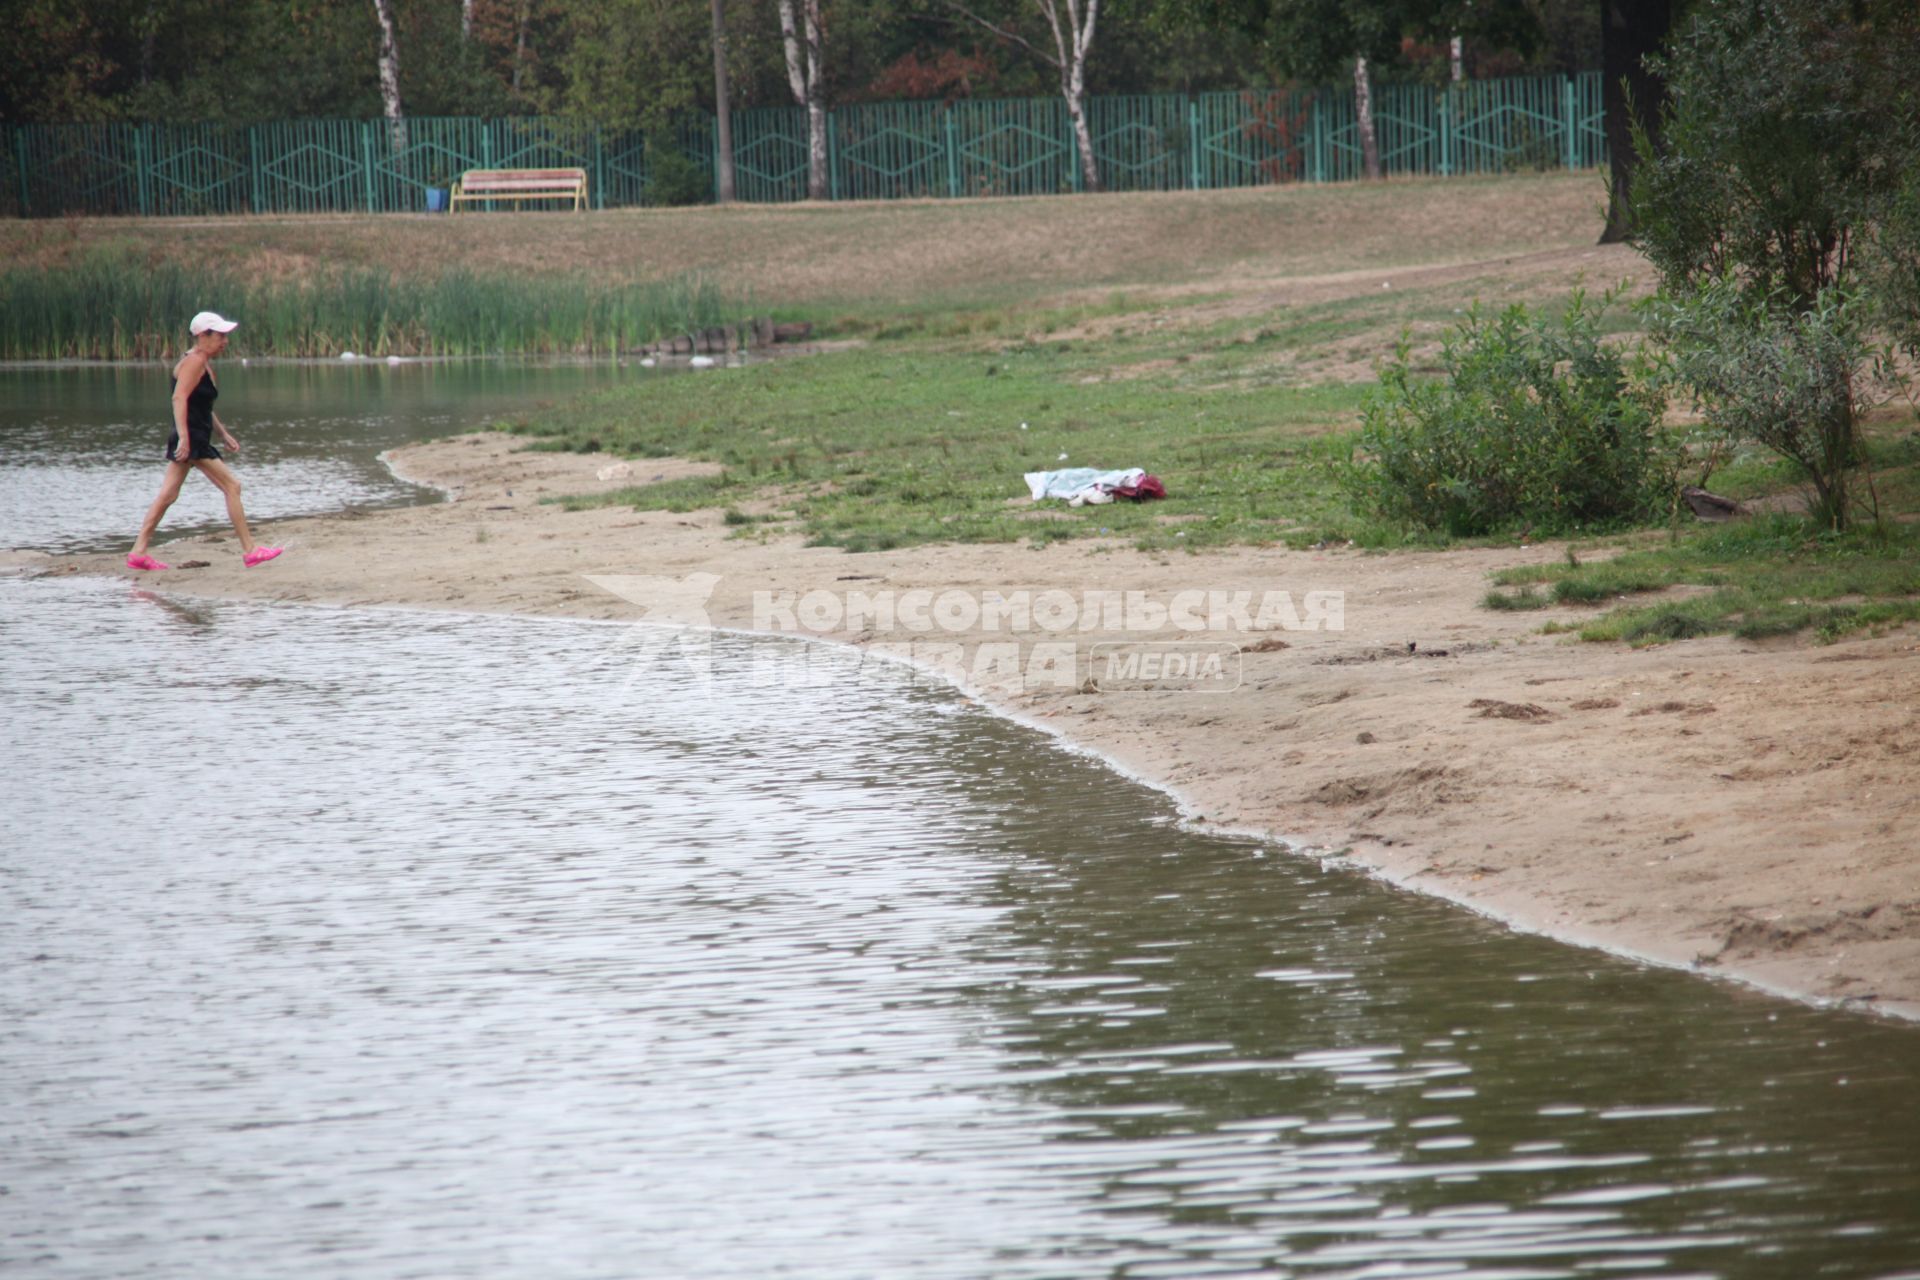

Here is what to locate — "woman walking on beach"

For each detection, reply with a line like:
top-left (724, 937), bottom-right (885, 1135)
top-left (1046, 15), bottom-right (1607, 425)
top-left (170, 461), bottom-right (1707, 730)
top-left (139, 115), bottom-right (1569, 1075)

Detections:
top-left (127, 311), bottom-right (282, 571)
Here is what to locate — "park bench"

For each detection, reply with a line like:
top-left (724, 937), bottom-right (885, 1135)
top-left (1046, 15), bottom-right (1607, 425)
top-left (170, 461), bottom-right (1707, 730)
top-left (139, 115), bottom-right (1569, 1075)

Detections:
top-left (449, 167), bottom-right (588, 212)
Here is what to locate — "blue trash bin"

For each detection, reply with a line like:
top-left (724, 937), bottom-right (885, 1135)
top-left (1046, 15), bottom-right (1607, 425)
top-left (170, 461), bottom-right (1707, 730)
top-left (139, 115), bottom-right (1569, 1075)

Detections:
top-left (425, 187), bottom-right (449, 213)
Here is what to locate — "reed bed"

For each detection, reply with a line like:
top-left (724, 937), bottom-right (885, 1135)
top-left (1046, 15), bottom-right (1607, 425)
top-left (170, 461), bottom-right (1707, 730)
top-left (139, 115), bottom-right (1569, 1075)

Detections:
top-left (0, 251), bottom-right (741, 359)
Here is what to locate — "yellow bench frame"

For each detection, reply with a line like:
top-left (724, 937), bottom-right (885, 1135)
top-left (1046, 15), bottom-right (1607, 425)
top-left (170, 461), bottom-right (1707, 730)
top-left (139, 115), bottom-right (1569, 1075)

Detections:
top-left (449, 167), bottom-right (589, 212)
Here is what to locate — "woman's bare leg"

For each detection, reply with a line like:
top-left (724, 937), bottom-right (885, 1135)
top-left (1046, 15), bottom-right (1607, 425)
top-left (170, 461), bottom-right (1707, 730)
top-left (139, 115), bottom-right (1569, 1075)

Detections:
top-left (194, 457), bottom-right (257, 555)
top-left (132, 460), bottom-right (192, 556)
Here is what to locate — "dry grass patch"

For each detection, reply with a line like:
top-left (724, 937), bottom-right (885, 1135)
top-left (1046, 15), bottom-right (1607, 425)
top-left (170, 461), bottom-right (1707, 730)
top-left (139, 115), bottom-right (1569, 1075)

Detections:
top-left (3, 171), bottom-right (1608, 313)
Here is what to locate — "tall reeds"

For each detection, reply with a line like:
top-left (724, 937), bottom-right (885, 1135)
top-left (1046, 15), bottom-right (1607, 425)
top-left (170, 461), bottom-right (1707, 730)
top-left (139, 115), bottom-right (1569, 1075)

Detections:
top-left (0, 250), bottom-right (742, 359)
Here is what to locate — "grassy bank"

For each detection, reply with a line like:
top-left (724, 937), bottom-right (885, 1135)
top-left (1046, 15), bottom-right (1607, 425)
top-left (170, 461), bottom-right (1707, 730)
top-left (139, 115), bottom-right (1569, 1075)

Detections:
top-left (0, 172), bottom-right (1605, 318)
top-left (0, 251), bottom-right (742, 359)
top-left (510, 255), bottom-right (1572, 552)
top-left (502, 175), bottom-right (1918, 646)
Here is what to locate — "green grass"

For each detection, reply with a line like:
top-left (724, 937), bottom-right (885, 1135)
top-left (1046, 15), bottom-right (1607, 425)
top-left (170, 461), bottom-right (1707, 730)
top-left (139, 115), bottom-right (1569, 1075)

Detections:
top-left (518, 337), bottom-right (1423, 553)
top-left (0, 249), bottom-right (744, 359)
top-left (519, 277), bottom-right (1920, 598)
top-left (1482, 586), bottom-right (1552, 610)
top-left (1495, 514), bottom-right (1920, 644)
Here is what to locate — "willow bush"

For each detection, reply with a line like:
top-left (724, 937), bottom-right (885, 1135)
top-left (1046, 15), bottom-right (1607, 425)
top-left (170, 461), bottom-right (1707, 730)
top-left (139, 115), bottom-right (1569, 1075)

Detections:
top-left (1628, 0), bottom-right (1920, 529)
top-left (1344, 291), bottom-right (1675, 538)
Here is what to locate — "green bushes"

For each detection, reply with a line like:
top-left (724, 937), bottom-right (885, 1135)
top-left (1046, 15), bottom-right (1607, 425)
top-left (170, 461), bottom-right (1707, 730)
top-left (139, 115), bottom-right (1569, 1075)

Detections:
top-left (644, 137), bottom-right (712, 208)
top-left (1628, 0), bottom-right (1920, 529)
top-left (0, 250), bottom-right (740, 359)
top-left (1344, 292), bottom-right (1674, 537)
top-left (1648, 280), bottom-right (1871, 529)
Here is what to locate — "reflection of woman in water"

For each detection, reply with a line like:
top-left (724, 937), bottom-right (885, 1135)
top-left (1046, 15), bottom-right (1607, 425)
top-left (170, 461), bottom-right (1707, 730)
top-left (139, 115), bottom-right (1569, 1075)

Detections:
top-left (127, 311), bottom-right (283, 571)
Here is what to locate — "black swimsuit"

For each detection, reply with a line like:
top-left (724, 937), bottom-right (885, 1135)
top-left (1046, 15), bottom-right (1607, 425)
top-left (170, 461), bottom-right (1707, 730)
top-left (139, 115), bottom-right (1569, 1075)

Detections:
top-left (166, 368), bottom-right (221, 462)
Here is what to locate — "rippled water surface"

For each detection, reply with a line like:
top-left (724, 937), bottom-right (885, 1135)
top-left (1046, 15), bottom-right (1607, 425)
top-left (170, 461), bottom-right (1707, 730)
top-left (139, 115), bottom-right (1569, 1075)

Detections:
top-left (4, 576), bottom-right (1918, 1279)
top-left (0, 362), bottom-right (647, 554)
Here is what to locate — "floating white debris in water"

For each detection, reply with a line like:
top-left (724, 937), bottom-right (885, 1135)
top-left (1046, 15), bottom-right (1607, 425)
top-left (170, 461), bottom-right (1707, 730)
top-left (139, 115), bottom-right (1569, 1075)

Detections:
top-left (639, 357), bottom-right (657, 368)
top-left (387, 355), bottom-right (403, 365)
top-left (340, 351), bottom-right (357, 361)
top-left (690, 355), bottom-right (716, 369)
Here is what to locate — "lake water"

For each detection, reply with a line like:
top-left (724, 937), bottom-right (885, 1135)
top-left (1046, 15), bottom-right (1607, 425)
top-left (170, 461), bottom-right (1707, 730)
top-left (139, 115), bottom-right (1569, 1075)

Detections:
top-left (0, 361), bottom-right (646, 555)
top-left (3, 368), bottom-right (1919, 1279)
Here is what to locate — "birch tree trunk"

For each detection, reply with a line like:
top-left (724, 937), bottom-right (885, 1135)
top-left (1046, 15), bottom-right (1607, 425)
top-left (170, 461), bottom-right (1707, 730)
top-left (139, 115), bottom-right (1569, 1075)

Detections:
top-left (462, 0), bottom-right (474, 40)
top-left (804, 11), bottom-right (827, 202)
top-left (711, 0), bottom-right (735, 203)
top-left (1450, 35), bottom-right (1463, 82)
top-left (778, 0), bottom-right (829, 200)
top-left (511, 0), bottom-right (530, 96)
top-left (1040, 0), bottom-right (1102, 192)
top-left (1353, 56), bottom-right (1381, 180)
top-left (939, 0), bottom-right (1103, 192)
top-left (371, 0), bottom-right (407, 153)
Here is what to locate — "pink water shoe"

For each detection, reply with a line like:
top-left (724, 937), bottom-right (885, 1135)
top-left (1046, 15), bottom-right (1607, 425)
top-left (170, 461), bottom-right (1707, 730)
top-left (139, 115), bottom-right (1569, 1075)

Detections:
top-left (126, 553), bottom-right (170, 572)
top-left (243, 546), bottom-right (284, 568)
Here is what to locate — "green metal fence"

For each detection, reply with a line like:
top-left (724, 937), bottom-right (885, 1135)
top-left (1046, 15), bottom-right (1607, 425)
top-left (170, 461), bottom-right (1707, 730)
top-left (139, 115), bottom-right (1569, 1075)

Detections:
top-left (2, 72), bottom-right (1603, 218)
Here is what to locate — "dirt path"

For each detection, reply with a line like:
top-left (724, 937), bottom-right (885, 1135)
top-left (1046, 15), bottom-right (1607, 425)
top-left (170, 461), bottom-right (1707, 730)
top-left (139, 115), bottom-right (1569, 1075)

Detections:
top-left (16, 432), bottom-right (1918, 1021)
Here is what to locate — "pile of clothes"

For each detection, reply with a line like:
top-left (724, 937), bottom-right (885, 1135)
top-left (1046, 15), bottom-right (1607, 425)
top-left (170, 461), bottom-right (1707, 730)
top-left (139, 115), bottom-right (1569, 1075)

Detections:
top-left (1023, 467), bottom-right (1167, 506)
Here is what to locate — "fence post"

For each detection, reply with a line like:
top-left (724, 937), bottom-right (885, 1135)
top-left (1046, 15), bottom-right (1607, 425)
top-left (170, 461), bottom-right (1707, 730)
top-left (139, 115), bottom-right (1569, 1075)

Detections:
top-left (134, 125), bottom-right (151, 216)
top-left (1439, 86), bottom-right (1452, 176)
top-left (943, 110), bottom-right (960, 199)
top-left (1188, 98), bottom-right (1202, 190)
top-left (594, 125), bottom-right (606, 209)
top-left (361, 123), bottom-right (376, 212)
top-left (828, 110), bottom-right (840, 201)
top-left (1310, 96), bottom-right (1325, 183)
top-left (16, 128), bottom-right (30, 217)
top-left (1563, 76), bottom-right (1578, 172)
top-left (249, 125), bottom-right (264, 212)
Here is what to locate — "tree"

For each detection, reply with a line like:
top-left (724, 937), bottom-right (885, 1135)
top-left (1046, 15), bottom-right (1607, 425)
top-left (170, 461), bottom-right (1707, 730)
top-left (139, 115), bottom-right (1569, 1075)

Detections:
top-left (939, 0), bottom-right (1106, 191)
top-left (371, 0), bottom-right (408, 150)
top-left (1351, 56), bottom-right (1380, 179)
top-left (778, 0), bottom-right (829, 199)
top-left (1597, 0), bottom-right (1672, 243)
top-left (1631, 0), bottom-right (1920, 528)
top-left (1161, 0), bottom-right (1543, 180)
top-left (0, 3), bottom-right (115, 122)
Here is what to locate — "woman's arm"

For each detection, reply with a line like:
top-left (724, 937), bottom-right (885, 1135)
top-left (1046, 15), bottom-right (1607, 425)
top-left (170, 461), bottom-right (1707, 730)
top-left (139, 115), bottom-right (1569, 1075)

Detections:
top-left (171, 353), bottom-right (202, 440)
top-left (213, 408), bottom-right (239, 452)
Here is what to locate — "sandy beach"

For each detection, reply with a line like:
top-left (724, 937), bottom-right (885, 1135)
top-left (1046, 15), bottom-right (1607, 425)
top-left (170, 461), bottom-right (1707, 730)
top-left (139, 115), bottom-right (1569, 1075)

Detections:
top-left (19, 430), bottom-right (1919, 1019)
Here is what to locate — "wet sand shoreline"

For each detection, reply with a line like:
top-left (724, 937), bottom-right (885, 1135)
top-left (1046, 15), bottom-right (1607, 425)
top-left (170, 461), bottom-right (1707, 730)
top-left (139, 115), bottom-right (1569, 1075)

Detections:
top-left (16, 432), bottom-right (1918, 1022)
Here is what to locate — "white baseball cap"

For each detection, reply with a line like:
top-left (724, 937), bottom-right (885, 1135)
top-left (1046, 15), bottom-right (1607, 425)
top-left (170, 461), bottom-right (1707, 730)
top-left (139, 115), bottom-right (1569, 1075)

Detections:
top-left (189, 310), bottom-right (239, 335)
